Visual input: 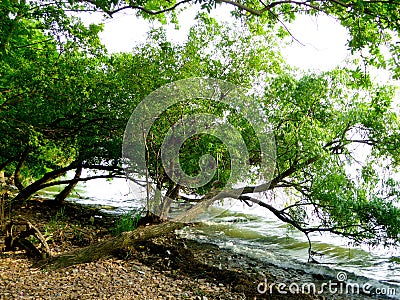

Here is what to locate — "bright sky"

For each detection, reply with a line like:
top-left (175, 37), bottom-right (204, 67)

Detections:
top-left (95, 7), bottom-right (349, 72)
top-left (280, 15), bottom-right (349, 71)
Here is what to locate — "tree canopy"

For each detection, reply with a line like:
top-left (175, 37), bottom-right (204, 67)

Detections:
top-left (4, 0), bottom-right (399, 77)
top-left (0, 0), bottom-right (399, 257)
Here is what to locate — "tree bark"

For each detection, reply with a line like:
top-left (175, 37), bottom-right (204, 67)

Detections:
top-left (35, 191), bottom-right (220, 269)
top-left (5, 218), bottom-right (51, 260)
top-left (14, 147), bottom-right (30, 191)
top-left (160, 184), bottom-right (180, 220)
top-left (54, 165), bottom-right (82, 204)
top-left (35, 221), bottom-right (185, 269)
top-left (12, 162), bottom-right (79, 205)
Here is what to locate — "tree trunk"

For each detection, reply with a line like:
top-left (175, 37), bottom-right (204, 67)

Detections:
top-left (36, 221), bottom-right (185, 269)
top-left (54, 165), bottom-right (82, 204)
top-left (12, 162), bottom-right (79, 205)
top-left (160, 184), bottom-right (180, 220)
top-left (151, 185), bottom-right (163, 216)
top-left (14, 147), bottom-right (30, 191)
top-left (35, 192), bottom-right (220, 269)
top-left (12, 175), bottom-right (64, 205)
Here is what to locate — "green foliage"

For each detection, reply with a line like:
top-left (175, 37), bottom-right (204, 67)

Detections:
top-left (0, 0), bottom-right (111, 190)
top-left (119, 17), bottom-right (285, 199)
top-left (264, 67), bottom-right (400, 247)
top-left (43, 210), bottom-right (68, 242)
top-left (46, 207), bottom-right (68, 232)
top-left (0, 0), bottom-right (399, 250)
top-left (110, 208), bottom-right (144, 236)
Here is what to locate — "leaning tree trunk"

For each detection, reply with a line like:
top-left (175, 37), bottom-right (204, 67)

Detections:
top-left (14, 146), bottom-right (30, 191)
top-left (35, 191), bottom-right (221, 269)
top-left (35, 221), bottom-right (185, 269)
top-left (54, 165), bottom-right (82, 204)
top-left (12, 162), bottom-right (79, 205)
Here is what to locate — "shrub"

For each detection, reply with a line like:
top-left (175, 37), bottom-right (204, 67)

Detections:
top-left (111, 208), bottom-right (144, 236)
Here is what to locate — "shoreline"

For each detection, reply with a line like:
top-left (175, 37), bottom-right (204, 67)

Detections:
top-left (0, 199), bottom-right (395, 299)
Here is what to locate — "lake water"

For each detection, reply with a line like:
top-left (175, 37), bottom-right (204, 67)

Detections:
top-left (43, 176), bottom-right (400, 298)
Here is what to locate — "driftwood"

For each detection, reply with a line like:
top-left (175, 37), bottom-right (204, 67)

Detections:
top-left (4, 217), bottom-right (51, 260)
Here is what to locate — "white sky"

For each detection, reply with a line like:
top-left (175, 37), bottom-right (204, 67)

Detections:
top-left (280, 15), bottom-right (349, 71)
top-left (95, 7), bottom-right (349, 72)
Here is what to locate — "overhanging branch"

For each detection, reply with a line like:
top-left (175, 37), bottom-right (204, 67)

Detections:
top-left (82, 0), bottom-right (193, 16)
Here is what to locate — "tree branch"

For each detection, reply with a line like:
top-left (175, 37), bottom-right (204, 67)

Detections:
top-left (82, 0), bottom-right (193, 16)
top-left (238, 195), bottom-right (363, 236)
top-left (38, 174), bottom-right (126, 189)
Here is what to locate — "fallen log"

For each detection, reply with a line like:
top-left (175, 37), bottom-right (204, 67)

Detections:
top-left (34, 220), bottom-right (184, 269)
top-left (34, 192), bottom-right (220, 269)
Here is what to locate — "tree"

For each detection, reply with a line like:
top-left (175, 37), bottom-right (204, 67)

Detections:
top-left (259, 69), bottom-right (400, 251)
top-left (115, 16), bottom-right (400, 251)
top-left (32, 17), bottom-right (400, 269)
top-left (123, 41), bottom-right (400, 250)
top-left (1, 0), bottom-right (399, 266)
top-left (1, 12), bottom-right (283, 206)
top-left (0, 0), bottom-right (116, 204)
top-left (122, 18), bottom-right (284, 218)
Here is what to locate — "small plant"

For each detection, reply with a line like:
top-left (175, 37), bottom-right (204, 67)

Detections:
top-left (47, 218), bottom-right (58, 231)
top-left (43, 222), bottom-right (55, 242)
top-left (58, 206), bottom-right (66, 220)
top-left (43, 207), bottom-right (68, 241)
top-left (111, 208), bottom-right (144, 236)
top-left (71, 224), bottom-right (83, 242)
top-left (52, 206), bottom-right (66, 223)
top-left (29, 235), bottom-right (39, 244)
